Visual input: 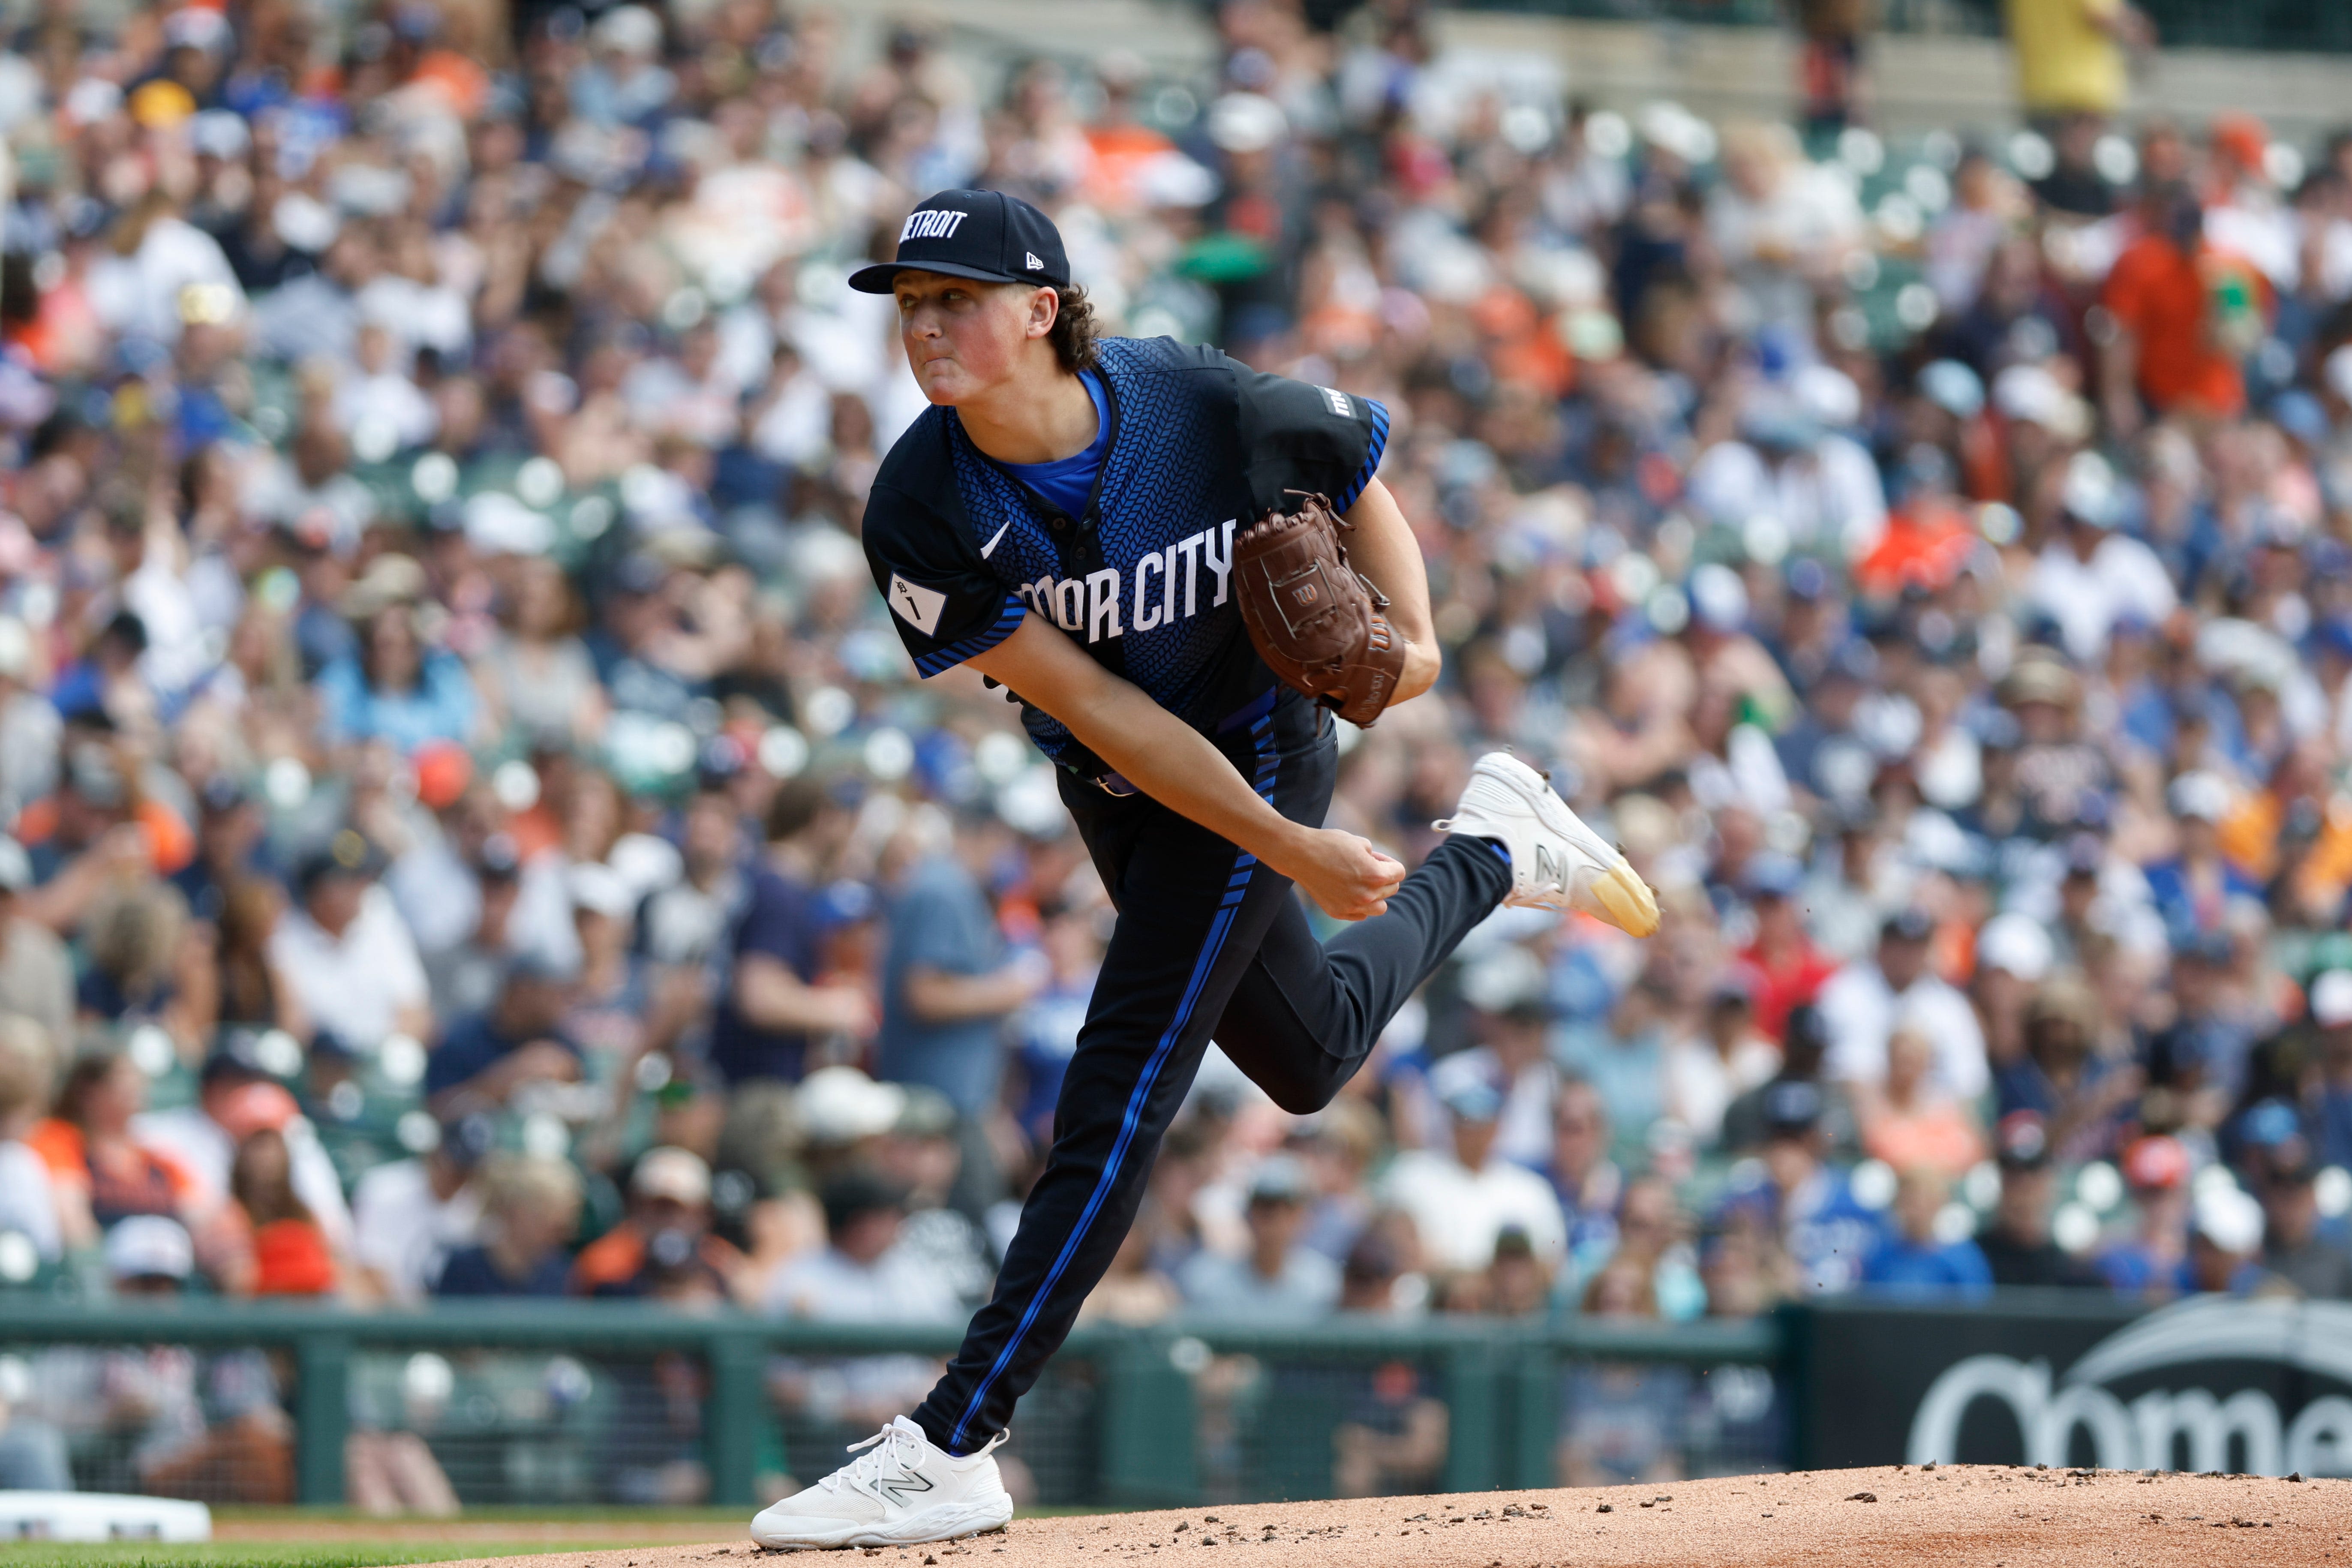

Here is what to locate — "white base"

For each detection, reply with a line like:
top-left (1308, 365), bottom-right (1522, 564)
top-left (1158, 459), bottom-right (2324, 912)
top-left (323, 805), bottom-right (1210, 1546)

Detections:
top-left (0, 1491), bottom-right (213, 1541)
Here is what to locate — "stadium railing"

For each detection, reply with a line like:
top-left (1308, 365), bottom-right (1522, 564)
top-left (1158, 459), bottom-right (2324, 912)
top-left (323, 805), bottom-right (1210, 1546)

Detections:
top-left (1446, 0), bottom-right (2352, 54)
top-left (0, 1301), bottom-right (1789, 1509)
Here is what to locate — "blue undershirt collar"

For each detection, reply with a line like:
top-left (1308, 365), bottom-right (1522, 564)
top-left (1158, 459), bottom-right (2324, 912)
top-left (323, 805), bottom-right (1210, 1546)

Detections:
top-left (997, 371), bottom-right (1109, 522)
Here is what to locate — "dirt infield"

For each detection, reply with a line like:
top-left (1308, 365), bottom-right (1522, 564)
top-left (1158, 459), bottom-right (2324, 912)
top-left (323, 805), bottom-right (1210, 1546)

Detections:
top-left (422, 1467), bottom-right (2346, 1568)
top-left (210, 1520), bottom-right (748, 1545)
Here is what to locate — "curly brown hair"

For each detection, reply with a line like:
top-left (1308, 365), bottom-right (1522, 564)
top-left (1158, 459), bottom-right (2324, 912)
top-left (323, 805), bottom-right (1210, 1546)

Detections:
top-left (1048, 283), bottom-right (1101, 375)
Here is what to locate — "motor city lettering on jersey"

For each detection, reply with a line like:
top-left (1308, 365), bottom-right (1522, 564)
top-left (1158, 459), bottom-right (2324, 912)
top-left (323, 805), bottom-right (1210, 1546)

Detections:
top-left (1016, 519), bottom-right (1237, 644)
top-left (900, 208), bottom-right (970, 241)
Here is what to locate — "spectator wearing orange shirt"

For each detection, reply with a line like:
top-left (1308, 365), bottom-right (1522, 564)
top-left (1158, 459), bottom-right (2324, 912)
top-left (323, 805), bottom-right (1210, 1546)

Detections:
top-left (2100, 180), bottom-right (2267, 433)
top-left (1859, 1025), bottom-right (1986, 1180)
top-left (1855, 448), bottom-right (1979, 599)
top-left (26, 1051), bottom-right (204, 1249)
top-left (571, 1146), bottom-right (746, 1300)
top-left (226, 1127), bottom-right (337, 1297)
top-left (1079, 53), bottom-right (1193, 214)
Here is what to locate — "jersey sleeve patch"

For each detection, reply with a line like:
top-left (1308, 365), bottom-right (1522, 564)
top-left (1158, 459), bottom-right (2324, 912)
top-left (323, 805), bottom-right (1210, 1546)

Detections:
top-left (888, 574), bottom-right (947, 635)
top-left (863, 479), bottom-right (1025, 679)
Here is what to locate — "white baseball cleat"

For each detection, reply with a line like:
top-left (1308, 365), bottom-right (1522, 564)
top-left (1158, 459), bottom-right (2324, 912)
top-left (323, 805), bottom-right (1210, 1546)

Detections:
top-left (1435, 752), bottom-right (1660, 937)
top-left (749, 1417), bottom-right (1012, 1550)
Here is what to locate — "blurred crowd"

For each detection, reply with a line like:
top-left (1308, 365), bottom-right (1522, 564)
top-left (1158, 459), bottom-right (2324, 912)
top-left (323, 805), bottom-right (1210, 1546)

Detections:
top-left (0, 0), bottom-right (2350, 1504)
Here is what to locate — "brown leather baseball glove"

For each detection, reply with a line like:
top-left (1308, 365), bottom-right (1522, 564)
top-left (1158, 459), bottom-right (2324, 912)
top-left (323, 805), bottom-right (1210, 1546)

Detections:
top-left (1232, 490), bottom-right (1407, 728)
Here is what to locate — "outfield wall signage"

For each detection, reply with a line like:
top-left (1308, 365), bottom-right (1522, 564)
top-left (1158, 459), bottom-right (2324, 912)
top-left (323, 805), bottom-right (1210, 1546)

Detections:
top-left (1791, 1295), bottom-right (2352, 1477)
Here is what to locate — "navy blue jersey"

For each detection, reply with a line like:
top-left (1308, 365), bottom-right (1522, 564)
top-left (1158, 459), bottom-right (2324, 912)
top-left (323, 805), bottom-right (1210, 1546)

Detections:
top-left (861, 336), bottom-right (1388, 770)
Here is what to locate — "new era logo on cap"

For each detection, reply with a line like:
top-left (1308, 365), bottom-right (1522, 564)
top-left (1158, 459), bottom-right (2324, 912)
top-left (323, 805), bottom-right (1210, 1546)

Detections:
top-left (1026, 252), bottom-right (1045, 271)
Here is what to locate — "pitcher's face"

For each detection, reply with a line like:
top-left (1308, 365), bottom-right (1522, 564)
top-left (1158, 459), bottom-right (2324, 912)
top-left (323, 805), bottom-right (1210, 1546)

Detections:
top-left (895, 272), bottom-right (1053, 405)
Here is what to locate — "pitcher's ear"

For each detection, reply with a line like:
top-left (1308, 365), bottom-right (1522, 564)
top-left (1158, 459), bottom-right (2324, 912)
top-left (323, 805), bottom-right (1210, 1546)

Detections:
top-left (1027, 285), bottom-right (1060, 340)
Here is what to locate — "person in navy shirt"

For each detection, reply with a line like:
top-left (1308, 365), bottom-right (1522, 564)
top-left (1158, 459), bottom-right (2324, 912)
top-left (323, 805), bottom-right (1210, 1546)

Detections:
top-left (432, 1155), bottom-right (580, 1298)
top-left (424, 953), bottom-right (583, 1114)
top-left (703, 775), bottom-right (872, 1086)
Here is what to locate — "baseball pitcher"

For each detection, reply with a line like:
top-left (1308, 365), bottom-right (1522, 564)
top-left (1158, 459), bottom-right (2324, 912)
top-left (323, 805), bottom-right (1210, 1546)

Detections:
top-left (751, 190), bottom-right (1658, 1550)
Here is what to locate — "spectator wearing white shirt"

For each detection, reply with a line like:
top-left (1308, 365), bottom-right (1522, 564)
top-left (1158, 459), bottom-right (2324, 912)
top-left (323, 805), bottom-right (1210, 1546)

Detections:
top-left (267, 831), bottom-right (432, 1052)
top-left (1379, 1078), bottom-right (1567, 1276)
top-left (2028, 451), bottom-right (2178, 664)
top-left (330, 324), bottom-right (439, 454)
top-left (1706, 120), bottom-right (1868, 340)
top-left (1686, 394), bottom-right (1888, 559)
top-left (620, 318), bottom-right (746, 449)
top-left (84, 194), bottom-right (246, 348)
top-left (1662, 980), bottom-right (1781, 1148)
top-left (763, 1170), bottom-right (964, 1432)
top-left (1817, 907), bottom-right (1990, 1104)
top-left (748, 340), bottom-right (836, 470)
top-left (347, 1113), bottom-right (492, 1303)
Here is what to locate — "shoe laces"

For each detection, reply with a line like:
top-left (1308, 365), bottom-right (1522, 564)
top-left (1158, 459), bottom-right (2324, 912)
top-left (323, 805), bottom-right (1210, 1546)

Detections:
top-left (828, 1421), bottom-right (925, 1496)
top-left (826, 1422), bottom-right (1008, 1496)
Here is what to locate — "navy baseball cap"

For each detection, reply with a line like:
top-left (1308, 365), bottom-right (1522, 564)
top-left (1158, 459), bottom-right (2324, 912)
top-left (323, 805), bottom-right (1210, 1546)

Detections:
top-left (1882, 905), bottom-right (1936, 944)
top-left (1762, 1079), bottom-right (1825, 1137)
top-left (848, 189), bottom-right (1071, 295)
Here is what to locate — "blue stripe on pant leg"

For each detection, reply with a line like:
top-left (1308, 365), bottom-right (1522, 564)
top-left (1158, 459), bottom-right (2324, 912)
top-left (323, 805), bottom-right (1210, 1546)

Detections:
top-left (946, 720), bottom-right (1280, 1453)
top-left (946, 898), bottom-right (1239, 1452)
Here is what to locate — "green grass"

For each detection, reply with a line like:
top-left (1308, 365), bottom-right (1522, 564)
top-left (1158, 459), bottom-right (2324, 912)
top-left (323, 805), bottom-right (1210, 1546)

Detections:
top-left (1, 1505), bottom-right (1113, 1568)
top-left (0, 1547), bottom-right (607, 1568)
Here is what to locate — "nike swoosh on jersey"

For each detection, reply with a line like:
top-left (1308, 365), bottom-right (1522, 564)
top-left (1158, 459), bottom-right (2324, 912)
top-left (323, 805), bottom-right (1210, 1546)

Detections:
top-left (979, 520), bottom-right (1011, 558)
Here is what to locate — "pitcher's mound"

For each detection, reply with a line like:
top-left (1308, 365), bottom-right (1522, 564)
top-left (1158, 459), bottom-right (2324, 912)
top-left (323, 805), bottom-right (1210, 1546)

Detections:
top-left (441, 1466), bottom-right (2343, 1568)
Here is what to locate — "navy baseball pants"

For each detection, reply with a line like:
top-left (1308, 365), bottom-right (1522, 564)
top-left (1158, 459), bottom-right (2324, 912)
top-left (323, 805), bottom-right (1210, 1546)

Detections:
top-left (912, 691), bottom-right (1512, 1454)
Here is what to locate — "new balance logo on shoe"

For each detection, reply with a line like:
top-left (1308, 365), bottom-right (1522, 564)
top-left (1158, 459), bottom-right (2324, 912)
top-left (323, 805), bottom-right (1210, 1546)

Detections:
top-left (873, 1471), bottom-right (935, 1507)
top-left (1535, 842), bottom-right (1571, 894)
